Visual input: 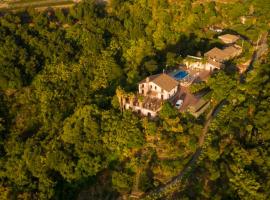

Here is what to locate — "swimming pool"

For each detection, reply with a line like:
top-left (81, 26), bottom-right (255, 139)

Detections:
top-left (173, 70), bottom-right (189, 80)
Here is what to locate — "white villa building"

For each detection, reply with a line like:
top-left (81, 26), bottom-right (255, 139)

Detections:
top-left (138, 74), bottom-right (179, 100)
top-left (123, 73), bottom-right (179, 117)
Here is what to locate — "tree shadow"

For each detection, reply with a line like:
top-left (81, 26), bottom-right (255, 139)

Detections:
top-left (158, 32), bottom-right (224, 62)
top-left (223, 60), bottom-right (239, 75)
top-left (60, 170), bottom-right (120, 200)
top-left (215, 28), bottom-right (251, 42)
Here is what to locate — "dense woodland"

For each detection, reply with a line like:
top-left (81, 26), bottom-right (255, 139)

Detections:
top-left (0, 0), bottom-right (269, 199)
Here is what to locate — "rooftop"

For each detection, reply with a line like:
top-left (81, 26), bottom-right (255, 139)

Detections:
top-left (218, 34), bottom-right (240, 44)
top-left (130, 95), bottom-right (163, 111)
top-left (205, 45), bottom-right (242, 62)
top-left (205, 47), bottom-right (227, 61)
top-left (140, 73), bottom-right (179, 92)
top-left (222, 45), bottom-right (242, 57)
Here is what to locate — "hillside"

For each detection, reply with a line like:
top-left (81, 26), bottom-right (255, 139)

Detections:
top-left (0, 0), bottom-right (269, 199)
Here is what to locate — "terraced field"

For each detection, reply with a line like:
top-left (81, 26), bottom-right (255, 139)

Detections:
top-left (0, 0), bottom-right (81, 11)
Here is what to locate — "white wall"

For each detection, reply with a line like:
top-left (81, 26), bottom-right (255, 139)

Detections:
top-left (185, 61), bottom-right (216, 71)
top-left (139, 81), bottom-right (177, 100)
top-left (125, 103), bottom-right (158, 117)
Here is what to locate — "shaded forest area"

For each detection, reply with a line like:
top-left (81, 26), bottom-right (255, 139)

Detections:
top-left (0, 0), bottom-right (269, 199)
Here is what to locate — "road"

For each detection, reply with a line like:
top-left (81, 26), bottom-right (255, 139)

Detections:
top-left (141, 100), bottom-right (226, 200)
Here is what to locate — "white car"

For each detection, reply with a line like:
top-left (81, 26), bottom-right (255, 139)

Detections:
top-left (175, 99), bottom-right (184, 109)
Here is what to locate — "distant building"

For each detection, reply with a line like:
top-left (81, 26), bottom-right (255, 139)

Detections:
top-left (205, 47), bottom-right (228, 63)
top-left (240, 16), bottom-right (247, 24)
top-left (184, 55), bottom-right (223, 71)
top-left (218, 34), bottom-right (240, 44)
top-left (209, 26), bottom-right (223, 33)
top-left (205, 45), bottom-right (242, 63)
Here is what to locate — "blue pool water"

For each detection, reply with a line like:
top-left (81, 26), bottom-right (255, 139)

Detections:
top-left (174, 71), bottom-right (189, 80)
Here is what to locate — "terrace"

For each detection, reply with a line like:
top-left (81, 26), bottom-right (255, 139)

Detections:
top-left (126, 95), bottom-right (163, 112)
top-left (169, 65), bottom-right (211, 86)
top-left (142, 96), bottom-right (163, 111)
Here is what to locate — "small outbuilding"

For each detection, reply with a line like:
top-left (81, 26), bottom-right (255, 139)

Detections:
top-left (218, 34), bottom-right (240, 44)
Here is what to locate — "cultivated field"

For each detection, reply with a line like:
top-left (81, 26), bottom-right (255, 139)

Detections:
top-left (0, 0), bottom-right (80, 11)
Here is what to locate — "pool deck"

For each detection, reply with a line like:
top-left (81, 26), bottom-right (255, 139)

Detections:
top-left (169, 69), bottom-right (212, 112)
top-left (189, 69), bottom-right (211, 83)
top-left (169, 68), bottom-right (211, 83)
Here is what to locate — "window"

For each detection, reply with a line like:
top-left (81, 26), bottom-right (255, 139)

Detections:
top-left (155, 86), bottom-right (157, 90)
top-left (150, 85), bottom-right (152, 89)
top-left (161, 89), bottom-right (164, 93)
top-left (141, 84), bottom-right (144, 88)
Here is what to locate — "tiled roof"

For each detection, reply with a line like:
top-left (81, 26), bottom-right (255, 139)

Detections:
top-left (205, 47), bottom-right (227, 61)
top-left (205, 45), bottom-right (241, 61)
top-left (218, 34), bottom-right (240, 43)
top-left (139, 73), bottom-right (179, 92)
top-left (222, 46), bottom-right (241, 57)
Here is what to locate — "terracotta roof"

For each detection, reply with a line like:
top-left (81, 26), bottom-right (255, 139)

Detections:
top-left (205, 47), bottom-right (227, 61)
top-left (205, 45), bottom-right (242, 61)
top-left (222, 46), bottom-right (242, 57)
top-left (140, 73), bottom-right (179, 92)
top-left (218, 34), bottom-right (240, 43)
top-left (139, 74), bottom-right (159, 84)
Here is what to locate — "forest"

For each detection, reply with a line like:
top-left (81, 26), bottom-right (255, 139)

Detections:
top-left (0, 0), bottom-right (269, 199)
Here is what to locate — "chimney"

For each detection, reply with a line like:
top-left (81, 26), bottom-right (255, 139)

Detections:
top-left (146, 77), bottom-right (149, 82)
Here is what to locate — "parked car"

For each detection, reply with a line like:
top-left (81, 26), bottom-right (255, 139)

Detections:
top-left (175, 99), bottom-right (184, 109)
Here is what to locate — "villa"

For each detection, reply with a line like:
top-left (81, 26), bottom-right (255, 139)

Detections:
top-left (120, 33), bottom-right (244, 118)
top-left (138, 73), bottom-right (179, 100)
top-left (122, 73), bottom-right (179, 117)
top-left (120, 69), bottom-right (212, 118)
